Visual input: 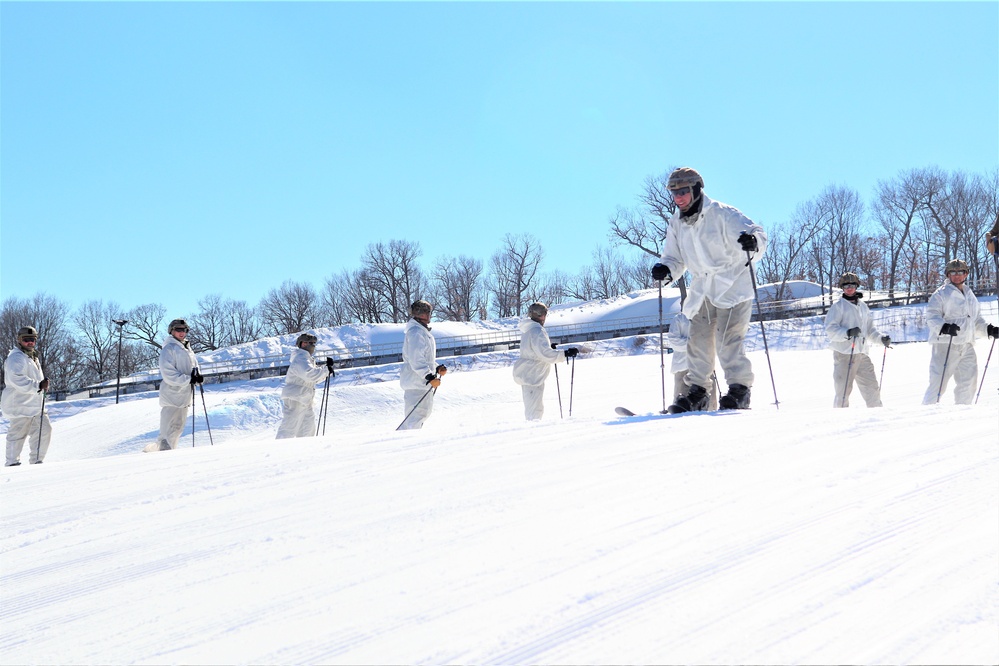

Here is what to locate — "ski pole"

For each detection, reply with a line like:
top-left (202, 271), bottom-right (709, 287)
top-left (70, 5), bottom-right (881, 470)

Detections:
top-left (568, 355), bottom-right (576, 417)
top-left (191, 382), bottom-right (196, 447)
top-left (935, 334), bottom-right (955, 404)
top-left (316, 373), bottom-right (331, 436)
top-left (841, 337), bottom-right (857, 408)
top-left (745, 250), bottom-right (780, 409)
top-left (658, 280), bottom-right (667, 414)
top-left (975, 336), bottom-right (996, 404)
top-left (395, 382), bottom-right (436, 431)
top-left (879, 344), bottom-right (889, 388)
top-left (552, 343), bottom-right (563, 419)
top-left (36, 386), bottom-right (47, 459)
top-left (198, 382), bottom-right (214, 446)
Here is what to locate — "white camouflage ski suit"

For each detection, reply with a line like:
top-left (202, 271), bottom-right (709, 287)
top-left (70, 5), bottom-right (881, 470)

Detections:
top-left (276, 346), bottom-right (328, 439)
top-left (512, 317), bottom-right (567, 421)
top-left (824, 295), bottom-right (884, 408)
top-left (399, 318), bottom-right (439, 430)
top-left (658, 195), bottom-right (767, 392)
top-left (2, 347), bottom-right (51, 465)
top-left (922, 281), bottom-right (989, 405)
top-left (153, 335), bottom-right (198, 450)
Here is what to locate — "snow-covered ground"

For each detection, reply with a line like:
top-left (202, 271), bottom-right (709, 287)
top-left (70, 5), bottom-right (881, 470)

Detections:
top-left (2, 289), bottom-right (998, 665)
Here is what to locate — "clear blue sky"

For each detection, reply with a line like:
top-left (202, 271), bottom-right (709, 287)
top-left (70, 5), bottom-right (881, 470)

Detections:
top-left (2, 1), bottom-right (997, 320)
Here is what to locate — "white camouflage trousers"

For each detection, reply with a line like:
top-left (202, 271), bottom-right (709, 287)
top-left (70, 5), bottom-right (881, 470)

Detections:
top-left (521, 384), bottom-right (547, 421)
top-left (157, 405), bottom-right (189, 450)
top-left (922, 342), bottom-right (978, 405)
top-left (276, 399), bottom-right (317, 439)
top-left (5, 413), bottom-right (51, 465)
top-left (686, 299), bottom-right (754, 391)
top-left (832, 351), bottom-right (883, 408)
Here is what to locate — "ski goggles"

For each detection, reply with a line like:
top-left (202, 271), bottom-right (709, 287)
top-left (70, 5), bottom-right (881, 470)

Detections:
top-left (19, 336), bottom-right (37, 343)
top-left (669, 186), bottom-right (693, 198)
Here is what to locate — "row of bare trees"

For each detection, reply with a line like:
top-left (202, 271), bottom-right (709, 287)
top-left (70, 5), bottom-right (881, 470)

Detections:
top-left (3, 164), bottom-right (995, 393)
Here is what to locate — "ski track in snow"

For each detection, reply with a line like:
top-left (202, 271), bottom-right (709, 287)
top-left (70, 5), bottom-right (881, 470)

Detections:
top-left (2, 329), bottom-right (998, 664)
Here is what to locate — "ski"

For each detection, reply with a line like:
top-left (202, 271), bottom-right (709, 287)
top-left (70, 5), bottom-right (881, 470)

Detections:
top-left (615, 406), bottom-right (746, 418)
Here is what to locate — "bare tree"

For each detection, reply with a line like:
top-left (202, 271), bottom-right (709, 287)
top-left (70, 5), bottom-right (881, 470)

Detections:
top-left (757, 208), bottom-right (824, 301)
top-left (608, 168), bottom-right (679, 259)
top-left (225, 300), bottom-right (264, 346)
top-left (123, 302), bottom-right (167, 351)
top-left (361, 239), bottom-right (426, 323)
top-left (429, 254), bottom-right (486, 321)
top-left (258, 280), bottom-right (320, 336)
top-left (873, 169), bottom-right (925, 297)
top-left (807, 186), bottom-right (865, 306)
top-left (488, 233), bottom-right (544, 318)
top-left (189, 294), bottom-right (227, 352)
top-left (73, 300), bottom-right (125, 384)
top-left (326, 269), bottom-right (384, 324)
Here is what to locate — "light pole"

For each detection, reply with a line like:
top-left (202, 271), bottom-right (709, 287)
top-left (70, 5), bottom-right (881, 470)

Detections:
top-left (113, 319), bottom-right (128, 404)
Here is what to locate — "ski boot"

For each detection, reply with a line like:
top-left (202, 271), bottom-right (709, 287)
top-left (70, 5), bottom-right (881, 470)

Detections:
top-left (668, 384), bottom-right (709, 414)
top-left (719, 383), bottom-right (751, 410)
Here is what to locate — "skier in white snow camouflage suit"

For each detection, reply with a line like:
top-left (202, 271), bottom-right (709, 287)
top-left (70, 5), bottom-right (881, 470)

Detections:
top-left (922, 259), bottom-right (998, 405)
top-left (276, 332), bottom-right (334, 439)
top-left (824, 272), bottom-right (889, 408)
top-left (2, 326), bottom-right (51, 466)
top-left (145, 319), bottom-right (200, 452)
top-left (512, 302), bottom-right (580, 420)
top-left (651, 167), bottom-right (767, 413)
top-left (399, 300), bottom-right (446, 430)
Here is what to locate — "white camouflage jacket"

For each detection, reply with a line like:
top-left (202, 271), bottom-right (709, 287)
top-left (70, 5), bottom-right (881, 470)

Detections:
top-left (281, 347), bottom-right (327, 405)
top-left (825, 296), bottom-right (883, 355)
top-left (925, 282), bottom-right (988, 346)
top-left (512, 318), bottom-right (565, 387)
top-left (0, 348), bottom-right (45, 418)
top-left (159, 335), bottom-right (199, 408)
top-left (400, 318), bottom-right (438, 391)
top-left (658, 196), bottom-right (768, 317)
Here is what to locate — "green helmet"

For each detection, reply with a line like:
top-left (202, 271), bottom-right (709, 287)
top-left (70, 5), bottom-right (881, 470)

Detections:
top-left (945, 259), bottom-right (969, 275)
top-left (16, 326), bottom-right (38, 340)
top-left (168, 318), bottom-right (189, 332)
top-left (667, 167), bottom-right (704, 191)
top-left (296, 332), bottom-right (318, 347)
top-left (839, 272), bottom-right (860, 287)
top-left (527, 302), bottom-right (548, 320)
top-left (410, 300), bottom-right (432, 316)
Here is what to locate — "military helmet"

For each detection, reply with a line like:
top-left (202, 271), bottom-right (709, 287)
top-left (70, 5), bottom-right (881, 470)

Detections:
top-left (168, 318), bottom-right (189, 332)
top-left (527, 302), bottom-right (549, 319)
top-left (838, 272), bottom-right (860, 287)
top-left (17, 326), bottom-right (38, 340)
top-left (296, 332), bottom-right (318, 347)
top-left (667, 167), bottom-right (704, 191)
top-left (410, 300), bottom-right (432, 316)
top-left (945, 259), bottom-right (969, 275)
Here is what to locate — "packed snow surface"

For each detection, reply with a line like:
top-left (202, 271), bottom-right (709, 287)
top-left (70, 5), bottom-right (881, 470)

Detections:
top-left (2, 289), bottom-right (998, 665)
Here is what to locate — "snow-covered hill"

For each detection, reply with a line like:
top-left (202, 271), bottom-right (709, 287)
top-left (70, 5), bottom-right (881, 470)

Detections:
top-left (2, 289), bottom-right (998, 665)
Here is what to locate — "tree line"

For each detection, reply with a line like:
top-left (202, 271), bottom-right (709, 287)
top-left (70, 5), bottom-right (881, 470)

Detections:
top-left (2, 164), bottom-right (995, 393)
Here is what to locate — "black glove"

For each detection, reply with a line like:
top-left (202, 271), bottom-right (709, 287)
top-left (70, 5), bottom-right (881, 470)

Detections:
top-left (564, 347), bottom-right (579, 358)
top-left (325, 357), bottom-right (336, 375)
top-left (651, 263), bottom-right (671, 282)
top-left (881, 335), bottom-right (891, 347)
top-left (424, 373), bottom-right (441, 388)
top-left (738, 232), bottom-right (758, 252)
top-left (551, 343), bottom-right (557, 350)
top-left (988, 324), bottom-right (999, 339)
top-left (846, 327), bottom-right (861, 339)
top-left (190, 369), bottom-right (204, 385)
top-left (436, 364), bottom-right (448, 376)
top-left (38, 378), bottom-right (50, 391)
top-left (940, 323), bottom-right (960, 336)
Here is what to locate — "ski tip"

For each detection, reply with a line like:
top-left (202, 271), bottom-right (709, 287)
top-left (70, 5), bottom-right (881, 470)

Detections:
top-left (614, 406), bottom-right (637, 417)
